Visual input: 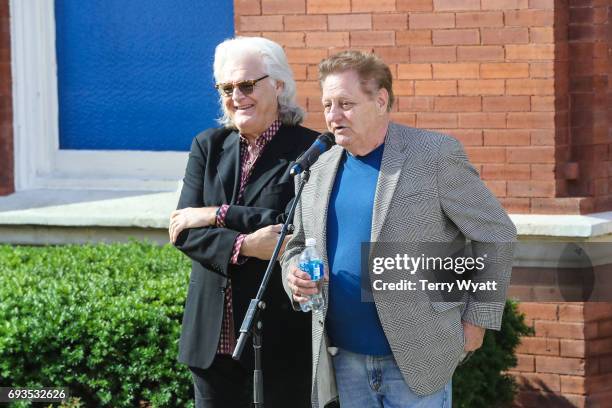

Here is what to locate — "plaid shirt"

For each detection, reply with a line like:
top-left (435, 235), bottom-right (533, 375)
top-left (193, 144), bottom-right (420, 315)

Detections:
top-left (215, 119), bottom-right (281, 355)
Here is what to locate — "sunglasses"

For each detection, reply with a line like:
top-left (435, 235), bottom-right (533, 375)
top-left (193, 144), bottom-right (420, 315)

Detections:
top-left (215, 75), bottom-right (270, 97)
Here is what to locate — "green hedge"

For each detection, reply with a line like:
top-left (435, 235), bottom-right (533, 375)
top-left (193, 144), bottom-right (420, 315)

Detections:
top-left (0, 242), bottom-right (532, 407)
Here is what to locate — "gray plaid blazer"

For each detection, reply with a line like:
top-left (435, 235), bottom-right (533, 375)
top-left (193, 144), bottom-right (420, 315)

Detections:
top-left (281, 122), bottom-right (516, 408)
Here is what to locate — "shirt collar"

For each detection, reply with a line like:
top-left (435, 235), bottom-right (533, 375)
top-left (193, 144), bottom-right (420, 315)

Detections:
top-left (239, 119), bottom-right (282, 149)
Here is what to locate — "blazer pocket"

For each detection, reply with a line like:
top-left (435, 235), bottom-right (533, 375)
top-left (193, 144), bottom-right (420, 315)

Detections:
top-left (431, 301), bottom-right (463, 312)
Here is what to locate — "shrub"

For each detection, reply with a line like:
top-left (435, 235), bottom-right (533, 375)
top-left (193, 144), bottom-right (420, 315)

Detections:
top-left (453, 301), bottom-right (534, 407)
top-left (0, 242), bottom-right (193, 407)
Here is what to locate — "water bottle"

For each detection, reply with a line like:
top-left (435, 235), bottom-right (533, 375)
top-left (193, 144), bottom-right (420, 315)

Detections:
top-left (298, 238), bottom-right (325, 312)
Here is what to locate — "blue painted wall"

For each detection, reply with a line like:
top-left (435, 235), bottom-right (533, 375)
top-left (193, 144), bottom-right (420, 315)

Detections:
top-left (55, 1), bottom-right (234, 151)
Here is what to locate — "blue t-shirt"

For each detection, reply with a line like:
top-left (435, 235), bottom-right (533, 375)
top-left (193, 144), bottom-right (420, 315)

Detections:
top-left (326, 143), bottom-right (391, 356)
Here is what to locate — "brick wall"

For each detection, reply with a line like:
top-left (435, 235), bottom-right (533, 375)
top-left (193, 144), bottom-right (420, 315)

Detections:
top-left (510, 302), bottom-right (612, 407)
top-left (0, 0), bottom-right (13, 196)
top-left (234, 0), bottom-right (612, 215)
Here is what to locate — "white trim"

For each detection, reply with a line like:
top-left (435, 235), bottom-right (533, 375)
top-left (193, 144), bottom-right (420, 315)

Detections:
top-left (510, 212), bottom-right (612, 238)
top-left (10, 0), bottom-right (187, 192)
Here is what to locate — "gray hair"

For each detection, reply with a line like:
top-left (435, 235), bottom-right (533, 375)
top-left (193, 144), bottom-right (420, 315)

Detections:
top-left (213, 37), bottom-right (305, 127)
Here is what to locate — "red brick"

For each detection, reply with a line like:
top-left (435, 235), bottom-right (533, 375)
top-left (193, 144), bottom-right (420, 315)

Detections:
top-left (432, 63), bottom-right (479, 79)
top-left (508, 146), bottom-right (555, 163)
top-left (409, 13), bottom-right (455, 29)
top-left (456, 11), bottom-right (503, 28)
top-left (535, 321), bottom-right (593, 339)
top-left (588, 373), bottom-right (612, 394)
top-left (530, 164), bottom-right (555, 180)
top-left (536, 356), bottom-right (585, 375)
top-left (417, 112), bottom-right (458, 128)
top-left (445, 129), bottom-right (482, 145)
top-left (481, 0), bottom-right (528, 8)
top-left (530, 27), bottom-right (554, 43)
top-left (393, 80), bottom-right (415, 96)
top-left (457, 46), bottom-right (504, 61)
top-left (483, 96), bottom-right (530, 112)
top-left (465, 147), bottom-right (506, 163)
top-left (264, 32), bottom-right (305, 47)
top-left (516, 337), bottom-right (560, 356)
top-left (350, 31), bottom-right (394, 46)
top-left (482, 164), bottom-right (530, 180)
top-left (284, 15), bottom-right (327, 31)
top-left (558, 304), bottom-right (584, 322)
top-left (482, 63), bottom-right (529, 79)
top-left (410, 46), bottom-right (456, 62)
top-left (262, 0), bottom-right (305, 14)
top-left (509, 180), bottom-right (556, 197)
top-left (397, 0), bottom-right (433, 11)
top-left (285, 47), bottom-right (328, 63)
top-left (459, 80), bottom-right (505, 95)
top-left (296, 81), bottom-right (322, 97)
top-left (531, 96), bottom-right (555, 112)
top-left (307, 0), bottom-right (350, 13)
top-left (506, 79), bottom-right (554, 95)
top-left (307, 96), bottom-right (322, 111)
top-left (500, 197), bottom-right (530, 212)
top-left (589, 338), bottom-right (612, 356)
top-left (433, 29), bottom-right (479, 45)
top-left (584, 303), bottom-right (612, 321)
top-left (398, 96), bottom-right (433, 111)
top-left (484, 130), bottom-right (531, 145)
top-left (373, 13), bottom-right (408, 30)
top-left (396, 30), bottom-right (432, 45)
top-left (374, 47), bottom-right (411, 64)
top-left (530, 62), bottom-right (554, 78)
top-left (415, 80), bottom-right (457, 96)
top-left (505, 10), bottom-right (554, 26)
top-left (301, 116), bottom-right (327, 132)
top-left (514, 354), bottom-right (536, 372)
top-left (560, 339), bottom-right (586, 358)
top-left (560, 376), bottom-right (586, 394)
top-left (484, 180), bottom-right (507, 197)
top-left (235, 0), bottom-right (261, 15)
top-left (240, 15), bottom-right (283, 31)
top-left (398, 64), bottom-right (431, 79)
top-left (434, 96), bottom-right (481, 112)
top-left (458, 113), bottom-right (506, 129)
top-left (352, 0), bottom-right (395, 12)
top-left (390, 112), bottom-right (417, 126)
top-left (306, 32), bottom-right (348, 47)
top-left (506, 44), bottom-right (555, 60)
top-left (508, 112), bottom-right (555, 129)
top-left (482, 28), bottom-right (529, 45)
top-left (513, 373), bottom-right (561, 392)
top-left (433, 0), bottom-right (480, 10)
top-left (529, 0), bottom-right (553, 7)
top-left (328, 14), bottom-right (371, 30)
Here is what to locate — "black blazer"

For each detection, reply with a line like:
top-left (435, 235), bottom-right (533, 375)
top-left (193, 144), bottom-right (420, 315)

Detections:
top-left (174, 124), bottom-right (316, 382)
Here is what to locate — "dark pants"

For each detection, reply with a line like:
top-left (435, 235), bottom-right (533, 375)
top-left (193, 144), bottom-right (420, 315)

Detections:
top-left (191, 354), bottom-right (310, 408)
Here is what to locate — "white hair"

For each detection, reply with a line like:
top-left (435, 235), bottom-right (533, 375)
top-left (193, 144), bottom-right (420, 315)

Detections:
top-left (213, 36), bottom-right (305, 127)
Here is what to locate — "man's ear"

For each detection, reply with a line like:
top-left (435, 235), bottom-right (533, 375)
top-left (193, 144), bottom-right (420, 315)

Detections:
top-left (376, 88), bottom-right (389, 114)
top-left (275, 80), bottom-right (285, 96)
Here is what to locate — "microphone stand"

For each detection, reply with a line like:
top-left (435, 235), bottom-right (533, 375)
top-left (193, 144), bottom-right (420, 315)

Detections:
top-left (232, 170), bottom-right (311, 408)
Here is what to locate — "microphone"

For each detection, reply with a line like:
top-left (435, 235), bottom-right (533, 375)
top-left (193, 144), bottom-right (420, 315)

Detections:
top-left (290, 132), bottom-right (335, 176)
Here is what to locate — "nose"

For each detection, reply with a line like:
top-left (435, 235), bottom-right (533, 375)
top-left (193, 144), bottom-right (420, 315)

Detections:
top-left (326, 103), bottom-right (343, 124)
top-left (231, 86), bottom-right (247, 101)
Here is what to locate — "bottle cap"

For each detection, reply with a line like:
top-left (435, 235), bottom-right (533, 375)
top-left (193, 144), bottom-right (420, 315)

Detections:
top-left (305, 238), bottom-right (316, 247)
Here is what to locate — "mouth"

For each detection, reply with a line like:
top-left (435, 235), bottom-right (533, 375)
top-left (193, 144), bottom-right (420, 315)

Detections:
top-left (333, 126), bottom-right (348, 132)
top-left (235, 104), bottom-right (255, 111)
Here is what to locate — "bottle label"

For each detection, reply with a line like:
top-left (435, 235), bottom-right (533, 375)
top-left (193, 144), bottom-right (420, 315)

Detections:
top-left (300, 260), bottom-right (323, 281)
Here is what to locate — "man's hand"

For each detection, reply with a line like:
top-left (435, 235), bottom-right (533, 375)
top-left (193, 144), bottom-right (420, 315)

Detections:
top-left (169, 207), bottom-right (218, 243)
top-left (240, 224), bottom-right (291, 260)
top-left (462, 320), bottom-right (486, 352)
top-left (287, 264), bottom-right (319, 304)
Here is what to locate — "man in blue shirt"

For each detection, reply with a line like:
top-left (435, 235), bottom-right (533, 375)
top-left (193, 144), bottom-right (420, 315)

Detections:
top-left (282, 50), bottom-right (516, 408)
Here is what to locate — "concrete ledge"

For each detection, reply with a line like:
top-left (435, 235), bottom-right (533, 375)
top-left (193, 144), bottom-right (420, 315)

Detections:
top-left (1, 189), bottom-right (612, 244)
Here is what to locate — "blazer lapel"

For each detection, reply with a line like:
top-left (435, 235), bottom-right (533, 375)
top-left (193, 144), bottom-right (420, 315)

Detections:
top-left (217, 130), bottom-right (240, 204)
top-left (371, 122), bottom-right (407, 243)
top-left (311, 145), bottom-right (343, 268)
